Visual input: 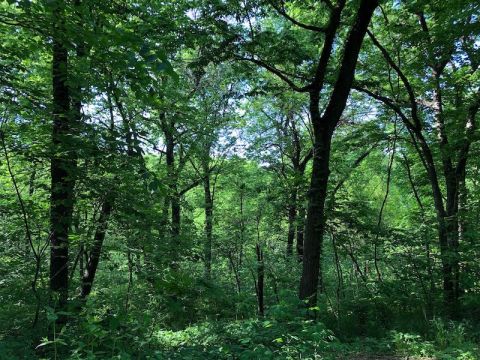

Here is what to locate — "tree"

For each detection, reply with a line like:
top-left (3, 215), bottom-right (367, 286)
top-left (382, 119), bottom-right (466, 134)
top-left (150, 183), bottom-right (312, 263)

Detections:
top-left (49, 0), bottom-right (77, 314)
top-left (245, 92), bottom-right (312, 259)
top-left (356, 0), bottom-right (480, 316)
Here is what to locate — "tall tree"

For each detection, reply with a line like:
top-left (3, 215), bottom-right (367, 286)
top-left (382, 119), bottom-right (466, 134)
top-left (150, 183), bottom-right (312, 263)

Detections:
top-left (49, 1), bottom-right (77, 312)
top-left (232, 0), bottom-right (379, 305)
top-left (356, 0), bottom-right (480, 315)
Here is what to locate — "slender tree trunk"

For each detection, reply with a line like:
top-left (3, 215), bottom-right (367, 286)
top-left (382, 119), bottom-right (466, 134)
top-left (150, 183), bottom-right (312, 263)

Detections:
top-left (239, 184), bottom-right (245, 267)
top-left (159, 197), bottom-right (169, 240)
top-left (50, 3), bottom-right (76, 314)
top-left (81, 196), bottom-right (113, 298)
top-left (170, 190), bottom-right (181, 268)
top-left (458, 167), bottom-right (467, 244)
top-left (421, 138), bottom-right (459, 315)
top-left (331, 232), bottom-right (344, 302)
top-left (26, 163), bottom-right (36, 256)
top-left (125, 250), bottom-right (134, 311)
top-left (171, 194), bottom-right (181, 239)
top-left (256, 243), bottom-right (264, 317)
top-left (228, 252), bottom-right (241, 295)
top-left (296, 202), bottom-right (305, 260)
top-left (203, 165), bottom-right (213, 279)
top-left (163, 122), bottom-right (181, 267)
top-left (286, 190), bottom-right (297, 257)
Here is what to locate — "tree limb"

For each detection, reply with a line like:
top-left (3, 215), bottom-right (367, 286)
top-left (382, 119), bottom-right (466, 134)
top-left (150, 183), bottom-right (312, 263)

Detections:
top-left (267, 0), bottom-right (327, 33)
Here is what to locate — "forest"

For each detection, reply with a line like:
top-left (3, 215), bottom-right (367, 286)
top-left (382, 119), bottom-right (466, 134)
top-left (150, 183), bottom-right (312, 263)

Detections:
top-left (0, 0), bottom-right (479, 359)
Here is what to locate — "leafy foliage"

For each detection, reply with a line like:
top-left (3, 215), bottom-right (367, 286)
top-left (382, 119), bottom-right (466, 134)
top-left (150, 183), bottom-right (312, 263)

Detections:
top-left (1, 0), bottom-right (480, 359)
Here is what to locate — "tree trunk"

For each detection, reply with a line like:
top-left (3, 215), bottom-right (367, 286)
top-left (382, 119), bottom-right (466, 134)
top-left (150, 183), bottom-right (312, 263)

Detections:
top-left (81, 196), bottom-right (113, 298)
top-left (299, 0), bottom-right (378, 306)
top-left (204, 173), bottom-right (213, 279)
top-left (256, 243), bottom-right (264, 317)
top-left (286, 190), bottom-right (297, 257)
top-left (239, 184), bottom-right (245, 267)
top-left (50, 3), bottom-right (76, 313)
top-left (299, 126), bottom-right (331, 305)
top-left (296, 202), bottom-right (305, 260)
top-left (458, 167), bottom-right (467, 244)
top-left (442, 211), bottom-right (460, 316)
top-left (171, 194), bottom-right (181, 239)
top-left (163, 122), bottom-right (181, 267)
top-left (416, 132), bottom-right (460, 316)
top-left (431, 70), bottom-right (461, 316)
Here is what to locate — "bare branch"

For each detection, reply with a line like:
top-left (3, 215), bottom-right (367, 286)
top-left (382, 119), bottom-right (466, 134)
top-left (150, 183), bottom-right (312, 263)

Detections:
top-left (237, 56), bottom-right (310, 92)
top-left (267, 0), bottom-right (327, 33)
top-left (366, 29), bottom-right (422, 129)
top-left (352, 84), bottom-right (414, 129)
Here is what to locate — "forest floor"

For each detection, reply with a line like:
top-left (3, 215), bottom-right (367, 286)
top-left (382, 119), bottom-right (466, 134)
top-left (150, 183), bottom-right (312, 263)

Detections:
top-left (347, 356), bottom-right (433, 359)
top-left (2, 316), bottom-right (479, 359)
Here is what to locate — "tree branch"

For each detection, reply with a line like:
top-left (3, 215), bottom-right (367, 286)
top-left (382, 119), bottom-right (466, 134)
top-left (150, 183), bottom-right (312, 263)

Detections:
top-left (179, 165), bottom-right (218, 196)
top-left (237, 56), bottom-right (310, 92)
top-left (366, 29), bottom-right (422, 129)
top-left (455, 90), bottom-right (480, 176)
top-left (267, 0), bottom-right (327, 33)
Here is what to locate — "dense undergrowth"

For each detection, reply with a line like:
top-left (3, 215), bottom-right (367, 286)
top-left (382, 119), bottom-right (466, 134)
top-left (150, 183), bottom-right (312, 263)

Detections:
top-left (1, 297), bottom-right (479, 359)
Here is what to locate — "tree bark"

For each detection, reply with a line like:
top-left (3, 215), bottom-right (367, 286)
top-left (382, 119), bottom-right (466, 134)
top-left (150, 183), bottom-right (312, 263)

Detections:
top-left (296, 202), bottom-right (305, 259)
top-left (286, 190), bottom-right (297, 257)
top-left (50, 3), bottom-right (76, 313)
top-left (203, 161), bottom-right (213, 279)
top-left (458, 167), bottom-right (467, 240)
top-left (162, 118), bottom-right (181, 267)
top-left (256, 243), bottom-right (264, 317)
top-left (300, 124), bottom-right (331, 304)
